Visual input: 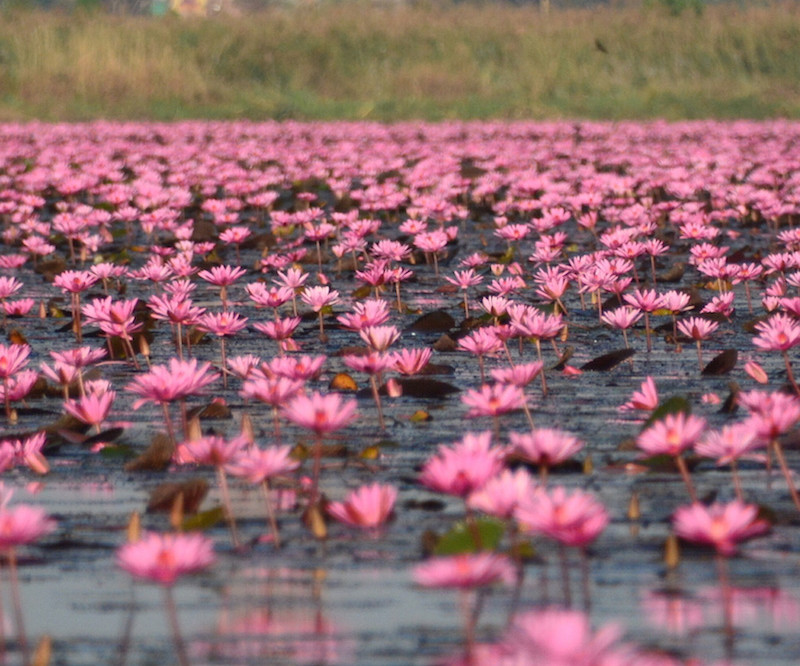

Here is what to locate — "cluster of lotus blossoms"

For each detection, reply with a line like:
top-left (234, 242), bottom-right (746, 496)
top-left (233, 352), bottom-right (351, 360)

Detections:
top-left (0, 119), bottom-right (800, 662)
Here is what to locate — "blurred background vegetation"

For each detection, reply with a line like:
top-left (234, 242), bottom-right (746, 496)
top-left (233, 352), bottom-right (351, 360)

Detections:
top-left (1, 1), bottom-right (798, 120)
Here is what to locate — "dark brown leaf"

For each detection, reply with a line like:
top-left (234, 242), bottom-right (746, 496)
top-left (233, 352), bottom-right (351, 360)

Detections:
top-left (580, 348), bottom-right (635, 371)
top-left (124, 433), bottom-right (174, 472)
top-left (82, 427), bottom-right (125, 448)
top-left (433, 333), bottom-right (457, 351)
top-left (147, 478), bottom-right (209, 514)
top-left (658, 262), bottom-right (686, 283)
top-left (390, 377), bottom-right (459, 398)
top-left (421, 363), bottom-right (455, 376)
top-left (720, 381), bottom-right (740, 414)
top-left (407, 309), bottom-right (455, 333)
top-left (8, 328), bottom-right (27, 345)
top-left (187, 400), bottom-right (232, 420)
top-left (702, 349), bottom-right (738, 376)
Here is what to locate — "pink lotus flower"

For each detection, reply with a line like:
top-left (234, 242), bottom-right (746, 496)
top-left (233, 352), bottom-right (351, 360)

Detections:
top-left (283, 391), bottom-right (358, 505)
top-left (116, 531), bottom-right (215, 586)
top-left (462, 382), bottom-right (525, 419)
top-left (0, 487), bottom-right (56, 550)
top-left (127, 357), bottom-right (220, 408)
top-left (359, 325), bottom-right (401, 352)
top-left (0, 343), bottom-right (30, 380)
top-left (327, 483), bottom-right (397, 530)
top-left (0, 432), bottom-right (48, 475)
top-left (696, 421), bottom-right (764, 502)
top-left (413, 552), bottom-right (515, 589)
top-left (336, 299), bottom-right (390, 331)
top-left (677, 316), bottom-right (720, 370)
top-left (636, 412), bottom-right (707, 458)
top-left (419, 431), bottom-right (505, 498)
top-left (619, 376), bottom-right (659, 412)
top-left (389, 347), bottom-right (432, 376)
top-left (509, 427), bottom-right (583, 480)
top-left (282, 391), bottom-right (358, 436)
top-left (226, 445), bottom-right (299, 484)
top-left (516, 486), bottom-right (608, 548)
top-left (64, 388), bottom-right (115, 431)
top-left (179, 434), bottom-right (249, 467)
top-left (672, 501), bottom-right (770, 556)
top-left (467, 468), bottom-right (538, 520)
top-left (503, 608), bottom-right (628, 665)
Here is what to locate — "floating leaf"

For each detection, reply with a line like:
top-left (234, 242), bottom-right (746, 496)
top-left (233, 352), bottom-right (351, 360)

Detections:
top-left (644, 395), bottom-right (691, 428)
top-left (291, 442), bottom-right (347, 460)
top-left (720, 382), bottom-right (740, 414)
top-left (422, 363), bottom-right (455, 376)
top-left (409, 410), bottom-right (431, 422)
top-left (637, 453), bottom-right (680, 472)
top-left (98, 444), bottom-right (135, 459)
top-left (147, 478), bottom-right (209, 514)
top-left (8, 328), bottom-right (27, 345)
top-left (169, 492), bottom-right (184, 531)
top-left (658, 262), bottom-right (686, 283)
top-left (702, 349), bottom-right (737, 376)
top-left (188, 399), bottom-right (232, 420)
top-left (497, 246), bottom-right (515, 264)
top-left (580, 348), bottom-right (635, 371)
top-left (351, 284), bottom-right (372, 300)
top-left (407, 310), bottom-right (455, 333)
top-left (181, 506), bottom-right (224, 532)
top-left (393, 378), bottom-right (459, 398)
top-left (420, 529), bottom-right (439, 556)
top-left (124, 433), bottom-right (174, 472)
top-left (436, 283), bottom-right (459, 295)
top-left (434, 517), bottom-right (505, 556)
top-left (510, 539), bottom-right (536, 562)
top-left (433, 333), bottom-right (457, 352)
top-left (404, 499), bottom-right (446, 512)
top-left (82, 427), bottom-right (125, 448)
top-left (743, 315), bottom-right (770, 334)
top-left (329, 372), bottom-right (358, 392)
top-left (360, 445), bottom-right (381, 460)
top-left (552, 345), bottom-right (575, 371)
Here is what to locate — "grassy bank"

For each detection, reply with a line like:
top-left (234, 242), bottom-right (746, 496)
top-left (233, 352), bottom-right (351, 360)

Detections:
top-left (2, 2), bottom-right (800, 121)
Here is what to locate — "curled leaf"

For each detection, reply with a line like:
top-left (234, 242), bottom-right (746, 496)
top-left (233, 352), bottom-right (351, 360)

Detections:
top-left (124, 433), bottom-right (174, 472)
top-left (580, 348), bottom-right (635, 371)
top-left (147, 478), bottom-right (209, 514)
top-left (329, 372), bottom-right (358, 392)
top-left (702, 349), bottom-right (737, 376)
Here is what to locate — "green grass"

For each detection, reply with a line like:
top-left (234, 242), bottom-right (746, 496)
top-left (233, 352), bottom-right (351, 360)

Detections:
top-left (2, 2), bottom-right (800, 121)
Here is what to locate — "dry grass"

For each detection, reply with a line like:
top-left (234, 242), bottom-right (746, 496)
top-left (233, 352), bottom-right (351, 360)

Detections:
top-left (2, 2), bottom-right (800, 120)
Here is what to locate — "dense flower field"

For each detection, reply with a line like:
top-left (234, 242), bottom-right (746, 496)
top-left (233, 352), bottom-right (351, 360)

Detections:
top-left (1, 120), bottom-right (800, 664)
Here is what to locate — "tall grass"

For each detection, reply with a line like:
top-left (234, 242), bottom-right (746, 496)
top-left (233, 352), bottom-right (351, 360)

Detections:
top-left (2, 2), bottom-right (800, 120)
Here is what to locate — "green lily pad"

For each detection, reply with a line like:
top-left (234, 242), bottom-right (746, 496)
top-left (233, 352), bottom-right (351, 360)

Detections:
top-left (434, 517), bottom-right (505, 555)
